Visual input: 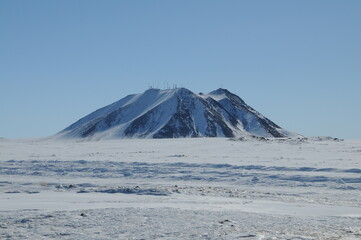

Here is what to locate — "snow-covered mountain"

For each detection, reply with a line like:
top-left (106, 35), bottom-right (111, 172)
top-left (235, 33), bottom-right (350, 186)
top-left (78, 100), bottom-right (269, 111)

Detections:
top-left (57, 88), bottom-right (299, 139)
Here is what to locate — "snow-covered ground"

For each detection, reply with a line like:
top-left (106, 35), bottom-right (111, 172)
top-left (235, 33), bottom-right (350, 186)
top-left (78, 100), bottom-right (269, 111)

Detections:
top-left (1, 137), bottom-right (361, 239)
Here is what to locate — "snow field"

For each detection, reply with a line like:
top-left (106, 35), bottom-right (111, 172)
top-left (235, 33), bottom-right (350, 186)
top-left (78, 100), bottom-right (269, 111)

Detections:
top-left (1, 137), bottom-right (361, 239)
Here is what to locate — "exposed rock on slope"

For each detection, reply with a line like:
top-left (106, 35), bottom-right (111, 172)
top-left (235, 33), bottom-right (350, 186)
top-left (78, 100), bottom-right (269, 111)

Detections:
top-left (57, 88), bottom-right (298, 139)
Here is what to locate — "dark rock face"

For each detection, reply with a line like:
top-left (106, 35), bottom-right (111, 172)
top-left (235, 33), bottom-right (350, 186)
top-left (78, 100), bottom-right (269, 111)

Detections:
top-left (58, 88), bottom-right (298, 139)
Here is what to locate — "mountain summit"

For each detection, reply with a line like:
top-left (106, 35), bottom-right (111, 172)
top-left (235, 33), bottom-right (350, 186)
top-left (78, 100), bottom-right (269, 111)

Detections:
top-left (57, 88), bottom-right (299, 139)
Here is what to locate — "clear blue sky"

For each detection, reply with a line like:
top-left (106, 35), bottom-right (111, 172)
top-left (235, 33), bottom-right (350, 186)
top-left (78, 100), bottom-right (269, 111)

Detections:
top-left (1, 0), bottom-right (360, 139)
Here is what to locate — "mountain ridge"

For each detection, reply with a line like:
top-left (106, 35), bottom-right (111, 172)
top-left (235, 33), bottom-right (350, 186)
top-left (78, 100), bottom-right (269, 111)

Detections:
top-left (56, 88), bottom-right (299, 139)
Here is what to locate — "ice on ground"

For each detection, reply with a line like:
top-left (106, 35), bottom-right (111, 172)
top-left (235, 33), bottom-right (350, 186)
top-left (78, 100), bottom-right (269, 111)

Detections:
top-left (1, 137), bottom-right (361, 239)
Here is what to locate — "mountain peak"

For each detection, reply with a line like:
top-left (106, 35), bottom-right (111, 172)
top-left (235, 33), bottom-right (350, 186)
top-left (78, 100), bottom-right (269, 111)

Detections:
top-left (143, 87), bottom-right (194, 96)
top-left (57, 88), bottom-right (299, 139)
top-left (209, 88), bottom-right (230, 95)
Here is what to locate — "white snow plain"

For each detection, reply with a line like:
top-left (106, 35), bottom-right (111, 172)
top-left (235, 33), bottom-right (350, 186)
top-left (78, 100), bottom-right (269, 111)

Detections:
top-left (1, 137), bottom-right (361, 239)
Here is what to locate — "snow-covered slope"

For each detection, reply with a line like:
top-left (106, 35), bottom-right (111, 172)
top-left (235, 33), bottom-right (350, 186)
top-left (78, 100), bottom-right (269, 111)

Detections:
top-left (57, 88), bottom-right (299, 139)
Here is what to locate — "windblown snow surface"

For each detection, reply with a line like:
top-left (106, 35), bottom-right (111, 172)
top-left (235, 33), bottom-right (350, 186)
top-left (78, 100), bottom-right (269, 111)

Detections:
top-left (1, 137), bottom-right (361, 239)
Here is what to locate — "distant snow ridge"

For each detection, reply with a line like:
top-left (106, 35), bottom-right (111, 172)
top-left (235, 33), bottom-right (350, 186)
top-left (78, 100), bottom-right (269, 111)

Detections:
top-left (57, 88), bottom-right (299, 139)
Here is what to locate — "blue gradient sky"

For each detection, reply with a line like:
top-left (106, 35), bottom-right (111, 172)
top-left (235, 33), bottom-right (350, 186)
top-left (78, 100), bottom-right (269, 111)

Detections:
top-left (1, 0), bottom-right (360, 139)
